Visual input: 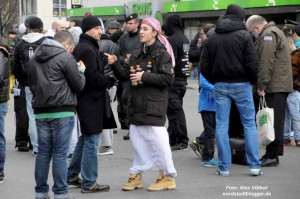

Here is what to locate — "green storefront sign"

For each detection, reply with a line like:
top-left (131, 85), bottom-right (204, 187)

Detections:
top-left (67, 6), bottom-right (124, 17)
top-left (133, 2), bottom-right (152, 15)
top-left (164, 0), bottom-right (300, 13)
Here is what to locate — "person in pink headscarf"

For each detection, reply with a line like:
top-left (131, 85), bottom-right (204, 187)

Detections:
top-left (105, 17), bottom-right (177, 192)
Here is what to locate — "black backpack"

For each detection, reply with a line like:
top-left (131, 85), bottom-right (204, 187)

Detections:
top-left (19, 37), bottom-right (45, 72)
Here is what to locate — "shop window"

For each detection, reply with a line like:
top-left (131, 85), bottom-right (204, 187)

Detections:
top-left (53, 0), bottom-right (67, 17)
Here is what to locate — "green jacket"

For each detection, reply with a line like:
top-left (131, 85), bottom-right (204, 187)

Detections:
top-left (0, 37), bottom-right (10, 103)
top-left (256, 22), bottom-right (292, 93)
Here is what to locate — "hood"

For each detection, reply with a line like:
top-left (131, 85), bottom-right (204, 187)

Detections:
top-left (44, 28), bottom-right (55, 38)
top-left (34, 39), bottom-right (66, 63)
top-left (22, 32), bottom-right (45, 43)
top-left (225, 4), bottom-right (245, 22)
top-left (100, 33), bottom-right (110, 40)
top-left (215, 15), bottom-right (245, 33)
top-left (164, 14), bottom-right (183, 36)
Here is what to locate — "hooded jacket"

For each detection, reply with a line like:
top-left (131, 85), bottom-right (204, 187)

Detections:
top-left (164, 14), bottom-right (190, 80)
top-left (0, 38), bottom-right (10, 103)
top-left (27, 39), bottom-right (85, 114)
top-left (200, 12), bottom-right (258, 84)
top-left (13, 32), bottom-right (45, 86)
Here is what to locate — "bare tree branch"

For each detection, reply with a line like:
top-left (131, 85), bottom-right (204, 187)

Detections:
top-left (0, 0), bottom-right (18, 36)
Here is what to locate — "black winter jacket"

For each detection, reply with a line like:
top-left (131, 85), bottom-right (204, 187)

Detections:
top-left (119, 30), bottom-right (141, 57)
top-left (200, 15), bottom-right (258, 84)
top-left (0, 38), bottom-right (10, 103)
top-left (27, 39), bottom-right (85, 114)
top-left (73, 34), bottom-right (116, 134)
top-left (111, 40), bottom-right (174, 126)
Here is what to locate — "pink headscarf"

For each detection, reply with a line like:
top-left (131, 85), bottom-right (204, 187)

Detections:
top-left (141, 18), bottom-right (175, 67)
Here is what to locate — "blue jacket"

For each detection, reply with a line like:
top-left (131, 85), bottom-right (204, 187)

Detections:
top-left (198, 73), bottom-right (215, 112)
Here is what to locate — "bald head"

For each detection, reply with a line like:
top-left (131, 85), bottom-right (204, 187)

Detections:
top-left (52, 20), bottom-right (66, 32)
top-left (245, 15), bottom-right (267, 39)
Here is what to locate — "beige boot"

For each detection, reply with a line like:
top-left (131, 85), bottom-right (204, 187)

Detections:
top-left (147, 170), bottom-right (176, 191)
top-left (122, 173), bottom-right (143, 191)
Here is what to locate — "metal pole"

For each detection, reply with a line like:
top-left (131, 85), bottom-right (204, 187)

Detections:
top-left (59, 0), bottom-right (62, 19)
top-left (19, 0), bottom-right (22, 24)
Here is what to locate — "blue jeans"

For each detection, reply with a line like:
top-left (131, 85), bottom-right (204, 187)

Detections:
top-left (0, 103), bottom-right (8, 173)
top-left (68, 133), bottom-right (100, 188)
top-left (35, 117), bottom-right (74, 199)
top-left (214, 82), bottom-right (260, 171)
top-left (25, 87), bottom-right (38, 152)
top-left (284, 91), bottom-right (300, 141)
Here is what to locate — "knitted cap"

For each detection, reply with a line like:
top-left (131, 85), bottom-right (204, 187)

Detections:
top-left (82, 15), bottom-right (101, 33)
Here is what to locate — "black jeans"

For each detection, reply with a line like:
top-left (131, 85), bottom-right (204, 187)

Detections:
top-left (167, 81), bottom-right (189, 146)
top-left (254, 92), bottom-right (287, 158)
top-left (14, 85), bottom-right (29, 146)
top-left (201, 111), bottom-right (216, 161)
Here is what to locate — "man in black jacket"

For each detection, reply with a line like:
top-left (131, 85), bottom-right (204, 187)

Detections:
top-left (0, 38), bottom-right (10, 183)
top-left (200, 4), bottom-right (261, 176)
top-left (67, 15), bottom-right (116, 193)
top-left (118, 13), bottom-right (141, 140)
top-left (27, 30), bottom-right (85, 199)
top-left (13, 17), bottom-right (46, 156)
top-left (164, 14), bottom-right (190, 151)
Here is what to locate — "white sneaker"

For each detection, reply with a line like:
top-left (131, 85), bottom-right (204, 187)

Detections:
top-left (98, 146), bottom-right (114, 155)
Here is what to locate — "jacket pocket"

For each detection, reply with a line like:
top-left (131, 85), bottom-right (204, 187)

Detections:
top-left (146, 97), bottom-right (166, 117)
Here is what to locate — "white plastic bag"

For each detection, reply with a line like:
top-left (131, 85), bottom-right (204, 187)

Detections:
top-left (256, 96), bottom-right (275, 146)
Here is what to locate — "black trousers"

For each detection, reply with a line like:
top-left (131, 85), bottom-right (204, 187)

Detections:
top-left (254, 92), bottom-right (288, 158)
top-left (201, 111), bottom-right (216, 161)
top-left (14, 85), bottom-right (29, 146)
top-left (167, 81), bottom-right (189, 146)
top-left (116, 81), bottom-right (130, 130)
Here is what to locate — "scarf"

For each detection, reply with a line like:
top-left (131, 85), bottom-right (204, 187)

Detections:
top-left (141, 18), bottom-right (175, 67)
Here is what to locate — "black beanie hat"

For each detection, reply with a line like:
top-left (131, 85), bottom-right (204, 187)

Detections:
top-left (225, 4), bottom-right (245, 22)
top-left (82, 15), bottom-right (101, 33)
top-left (29, 17), bottom-right (43, 29)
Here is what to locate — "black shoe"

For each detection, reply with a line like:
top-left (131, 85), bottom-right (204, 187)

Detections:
top-left (261, 157), bottom-right (279, 167)
top-left (123, 132), bottom-right (130, 140)
top-left (68, 176), bottom-right (82, 187)
top-left (113, 129), bottom-right (118, 134)
top-left (17, 143), bottom-right (29, 152)
top-left (81, 183), bottom-right (110, 193)
top-left (0, 172), bottom-right (4, 183)
top-left (171, 143), bottom-right (188, 151)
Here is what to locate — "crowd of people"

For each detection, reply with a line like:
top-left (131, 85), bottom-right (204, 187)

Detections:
top-left (0, 3), bottom-right (299, 199)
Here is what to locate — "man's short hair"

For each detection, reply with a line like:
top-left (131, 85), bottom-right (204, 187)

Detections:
top-left (285, 32), bottom-right (294, 43)
top-left (246, 15), bottom-right (266, 29)
top-left (54, 30), bottom-right (74, 45)
top-left (70, 19), bottom-right (82, 28)
top-left (202, 23), bottom-right (216, 34)
top-left (292, 25), bottom-right (300, 36)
